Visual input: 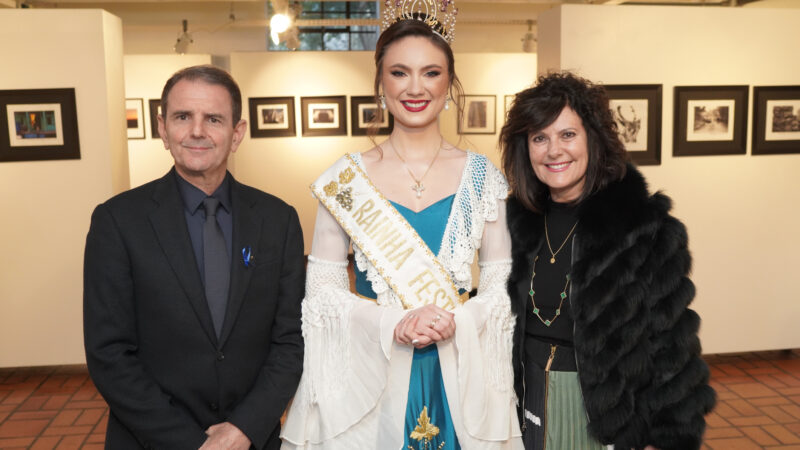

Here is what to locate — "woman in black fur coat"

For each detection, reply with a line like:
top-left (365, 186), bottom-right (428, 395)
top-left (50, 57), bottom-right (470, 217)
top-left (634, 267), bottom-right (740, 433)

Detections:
top-left (499, 72), bottom-right (715, 450)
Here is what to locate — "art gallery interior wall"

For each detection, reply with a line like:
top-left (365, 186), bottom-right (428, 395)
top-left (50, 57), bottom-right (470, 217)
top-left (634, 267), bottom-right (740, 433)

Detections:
top-left (1, 3), bottom-right (798, 368)
top-left (0, 9), bottom-right (128, 367)
top-left (538, 4), bottom-right (800, 355)
top-left (228, 51), bottom-right (536, 253)
top-left (121, 51), bottom-right (536, 229)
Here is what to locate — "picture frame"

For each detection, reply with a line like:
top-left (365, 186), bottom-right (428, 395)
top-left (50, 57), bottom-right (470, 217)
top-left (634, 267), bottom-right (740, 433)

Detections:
top-left (752, 85), bottom-right (800, 155)
top-left (460, 95), bottom-right (496, 134)
top-left (673, 85), bottom-right (748, 157)
top-left (126, 98), bottom-right (145, 140)
top-left (0, 88), bottom-right (80, 162)
top-left (148, 98), bottom-right (162, 139)
top-left (248, 96), bottom-right (296, 138)
top-left (301, 96), bottom-right (347, 137)
top-left (350, 96), bottom-right (393, 136)
top-left (604, 84), bottom-right (662, 166)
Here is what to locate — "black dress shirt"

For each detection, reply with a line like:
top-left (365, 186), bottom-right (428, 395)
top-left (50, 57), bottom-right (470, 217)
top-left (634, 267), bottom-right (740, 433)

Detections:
top-left (174, 171), bottom-right (233, 285)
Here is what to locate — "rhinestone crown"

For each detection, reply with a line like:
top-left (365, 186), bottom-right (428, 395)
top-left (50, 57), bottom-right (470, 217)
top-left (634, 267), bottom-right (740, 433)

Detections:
top-left (381, 0), bottom-right (458, 44)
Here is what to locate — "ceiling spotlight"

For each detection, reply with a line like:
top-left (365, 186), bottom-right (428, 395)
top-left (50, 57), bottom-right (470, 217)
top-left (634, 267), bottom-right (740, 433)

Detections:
top-left (270, 13), bottom-right (291, 34)
top-left (270, 13), bottom-right (291, 45)
top-left (521, 19), bottom-right (536, 53)
top-left (174, 19), bottom-right (193, 54)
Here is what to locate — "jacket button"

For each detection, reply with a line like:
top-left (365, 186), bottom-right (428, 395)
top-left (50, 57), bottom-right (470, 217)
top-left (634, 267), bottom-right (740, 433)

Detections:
top-left (210, 402), bottom-right (218, 411)
top-left (216, 352), bottom-right (225, 361)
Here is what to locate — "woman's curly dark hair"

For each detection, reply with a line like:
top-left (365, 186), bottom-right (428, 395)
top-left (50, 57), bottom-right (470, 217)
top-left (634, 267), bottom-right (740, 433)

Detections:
top-left (500, 72), bottom-right (628, 212)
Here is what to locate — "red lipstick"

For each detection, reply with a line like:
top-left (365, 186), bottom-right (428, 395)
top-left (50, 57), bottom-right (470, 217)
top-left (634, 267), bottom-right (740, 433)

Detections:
top-left (401, 100), bottom-right (430, 112)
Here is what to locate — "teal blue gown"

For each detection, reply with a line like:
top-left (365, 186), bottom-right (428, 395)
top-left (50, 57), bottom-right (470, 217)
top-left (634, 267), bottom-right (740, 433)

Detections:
top-left (354, 195), bottom-right (461, 450)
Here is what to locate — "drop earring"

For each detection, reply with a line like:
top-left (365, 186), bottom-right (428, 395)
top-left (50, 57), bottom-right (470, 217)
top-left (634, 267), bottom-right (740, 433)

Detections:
top-left (444, 94), bottom-right (451, 111)
top-left (380, 95), bottom-right (387, 110)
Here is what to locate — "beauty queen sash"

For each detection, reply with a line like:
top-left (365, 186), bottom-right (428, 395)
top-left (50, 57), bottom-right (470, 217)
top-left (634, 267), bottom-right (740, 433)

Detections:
top-left (311, 154), bottom-right (462, 311)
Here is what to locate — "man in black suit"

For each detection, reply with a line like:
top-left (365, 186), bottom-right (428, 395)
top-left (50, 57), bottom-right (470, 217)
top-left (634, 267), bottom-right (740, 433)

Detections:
top-left (84, 65), bottom-right (304, 449)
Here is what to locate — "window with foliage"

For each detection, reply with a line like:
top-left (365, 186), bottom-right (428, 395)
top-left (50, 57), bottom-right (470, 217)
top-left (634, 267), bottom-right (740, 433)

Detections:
top-left (269, 1), bottom-right (379, 51)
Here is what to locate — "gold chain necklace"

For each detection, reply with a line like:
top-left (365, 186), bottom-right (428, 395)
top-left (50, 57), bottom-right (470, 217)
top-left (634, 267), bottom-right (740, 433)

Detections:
top-left (544, 215), bottom-right (578, 264)
top-left (528, 255), bottom-right (571, 327)
top-left (389, 137), bottom-right (444, 198)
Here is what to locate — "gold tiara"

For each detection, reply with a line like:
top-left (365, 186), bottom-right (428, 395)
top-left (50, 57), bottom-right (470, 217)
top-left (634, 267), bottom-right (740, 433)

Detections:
top-left (381, 0), bottom-right (458, 45)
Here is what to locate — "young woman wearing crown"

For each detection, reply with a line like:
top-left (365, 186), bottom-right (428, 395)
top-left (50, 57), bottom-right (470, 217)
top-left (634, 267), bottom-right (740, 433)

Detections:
top-left (280, 1), bottom-right (522, 449)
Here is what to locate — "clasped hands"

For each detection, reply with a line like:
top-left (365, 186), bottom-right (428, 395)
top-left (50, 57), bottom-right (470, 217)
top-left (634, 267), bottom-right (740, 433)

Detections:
top-left (198, 422), bottom-right (250, 450)
top-left (393, 304), bottom-right (455, 349)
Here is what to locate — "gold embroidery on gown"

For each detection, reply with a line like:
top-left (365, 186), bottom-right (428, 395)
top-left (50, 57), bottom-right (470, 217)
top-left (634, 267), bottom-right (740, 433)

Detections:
top-left (408, 406), bottom-right (445, 450)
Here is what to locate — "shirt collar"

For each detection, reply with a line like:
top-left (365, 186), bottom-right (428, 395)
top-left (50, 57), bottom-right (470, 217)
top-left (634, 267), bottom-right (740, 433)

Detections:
top-left (174, 170), bottom-right (233, 215)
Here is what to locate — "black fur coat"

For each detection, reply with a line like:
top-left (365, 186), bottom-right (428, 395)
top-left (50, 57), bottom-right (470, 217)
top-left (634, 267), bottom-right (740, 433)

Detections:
top-left (507, 164), bottom-right (716, 450)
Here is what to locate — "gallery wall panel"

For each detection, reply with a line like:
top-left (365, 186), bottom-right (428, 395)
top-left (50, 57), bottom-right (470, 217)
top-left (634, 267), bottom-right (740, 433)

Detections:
top-left (0, 9), bottom-right (126, 367)
top-left (538, 4), bottom-right (800, 354)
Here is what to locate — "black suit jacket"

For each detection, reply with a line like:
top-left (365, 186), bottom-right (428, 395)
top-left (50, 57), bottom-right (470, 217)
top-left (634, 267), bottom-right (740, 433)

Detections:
top-left (84, 169), bottom-right (304, 449)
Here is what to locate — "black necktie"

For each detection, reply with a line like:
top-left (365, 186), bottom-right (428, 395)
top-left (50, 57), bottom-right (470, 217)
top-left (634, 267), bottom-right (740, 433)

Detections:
top-left (203, 197), bottom-right (229, 338)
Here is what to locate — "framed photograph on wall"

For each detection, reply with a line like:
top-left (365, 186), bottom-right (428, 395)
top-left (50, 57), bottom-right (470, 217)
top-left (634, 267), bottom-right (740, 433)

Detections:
top-left (301, 96), bottom-right (347, 137)
top-left (0, 88), bottom-right (80, 162)
top-left (460, 95), bottom-right (496, 134)
top-left (350, 96), bottom-right (393, 136)
top-left (248, 96), bottom-right (295, 138)
top-left (605, 84), bottom-right (662, 166)
top-left (673, 85), bottom-right (748, 156)
top-left (752, 85), bottom-right (800, 155)
top-left (148, 99), bottom-right (162, 139)
top-left (126, 98), bottom-right (145, 140)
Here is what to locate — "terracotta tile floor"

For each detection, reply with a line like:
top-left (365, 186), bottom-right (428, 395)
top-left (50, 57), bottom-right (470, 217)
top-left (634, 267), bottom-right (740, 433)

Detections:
top-left (702, 350), bottom-right (800, 449)
top-left (0, 365), bottom-right (106, 449)
top-left (2, 350), bottom-right (800, 448)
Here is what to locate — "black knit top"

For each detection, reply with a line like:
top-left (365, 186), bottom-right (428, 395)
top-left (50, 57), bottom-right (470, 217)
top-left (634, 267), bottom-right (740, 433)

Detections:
top-left (524, 199), bottom-right (579, 347)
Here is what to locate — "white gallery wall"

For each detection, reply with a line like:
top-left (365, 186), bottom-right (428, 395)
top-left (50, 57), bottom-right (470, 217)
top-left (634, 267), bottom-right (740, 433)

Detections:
top-left (0, 10), bottom-right (128, 367)
top-left (2, 4), bottom-right (797, 368)
top-left (229, 51), bottom-right (536, 254)
top-left (538, 5), bottom-right (800, 354)
top-left (124, 54), bottom-right (212, 188)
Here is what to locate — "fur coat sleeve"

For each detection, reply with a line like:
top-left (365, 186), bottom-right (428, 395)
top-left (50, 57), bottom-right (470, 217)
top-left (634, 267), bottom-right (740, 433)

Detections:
top-left (507, 164), bottom-right (716, 450)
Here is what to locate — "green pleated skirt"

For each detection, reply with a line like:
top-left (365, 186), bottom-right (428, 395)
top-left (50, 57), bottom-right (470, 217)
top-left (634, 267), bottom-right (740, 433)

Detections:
top-left (522, 339), bottom-right (608, 450)
top-left (543, 371), bottom-right (605, 450)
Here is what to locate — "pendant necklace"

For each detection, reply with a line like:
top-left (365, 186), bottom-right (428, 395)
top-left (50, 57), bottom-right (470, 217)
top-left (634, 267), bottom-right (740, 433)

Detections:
top-left (529, 255), bottom-right (571, 327)
top-left (390, 136), bottom-right (444, 198)
top-left (544, 214), bottom-right (578, 264)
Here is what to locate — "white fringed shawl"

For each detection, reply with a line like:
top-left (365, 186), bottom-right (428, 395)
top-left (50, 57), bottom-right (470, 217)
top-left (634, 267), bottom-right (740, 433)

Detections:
top-left (281, 152), bottom-right (522, 450)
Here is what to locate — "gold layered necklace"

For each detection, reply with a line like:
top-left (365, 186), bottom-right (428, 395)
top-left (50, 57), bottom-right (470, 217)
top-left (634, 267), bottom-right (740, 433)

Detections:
top-left (389, 137), bottom-right (444, 198)
top-left (528, 255), bottom-right (571, 327)
top-left (544, 214), bottom-right (578, 264)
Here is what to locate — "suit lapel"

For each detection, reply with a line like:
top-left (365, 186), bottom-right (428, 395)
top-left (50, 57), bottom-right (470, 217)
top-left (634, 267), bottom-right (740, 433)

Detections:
top-left (218, 179), bottom-right (261, 346)
top-left (149, 170), bottom-right (219, 346)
